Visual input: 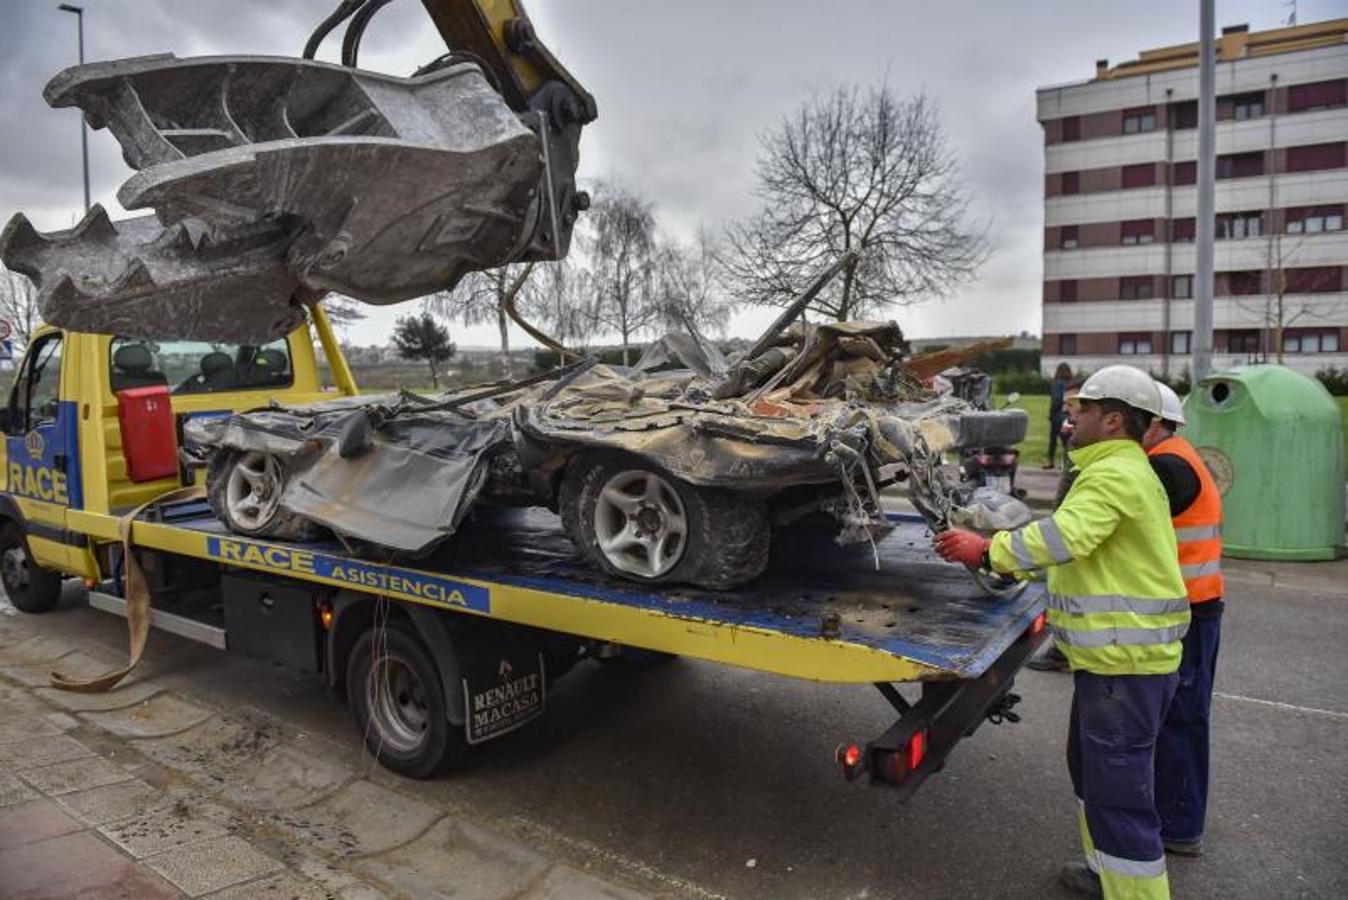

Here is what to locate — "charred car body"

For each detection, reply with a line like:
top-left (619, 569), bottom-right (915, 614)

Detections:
top-left (187, 294), bottom-right (1030, 591)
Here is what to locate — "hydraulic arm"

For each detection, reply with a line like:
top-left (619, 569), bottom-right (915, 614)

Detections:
top-left (0, 0), bottom-right (595, 343)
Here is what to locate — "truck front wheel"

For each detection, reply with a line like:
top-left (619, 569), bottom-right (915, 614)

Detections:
top-left (346, 621), bottom-right (466, 778)
top-left (0, 523), bottom-right (64, 614)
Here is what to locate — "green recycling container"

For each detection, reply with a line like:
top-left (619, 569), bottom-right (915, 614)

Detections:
top-left (1181, 365), bottom-right (1344, 561)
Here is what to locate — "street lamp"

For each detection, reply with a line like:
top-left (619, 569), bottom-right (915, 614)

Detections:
top-left (57, 3), bottom-right (90, 213)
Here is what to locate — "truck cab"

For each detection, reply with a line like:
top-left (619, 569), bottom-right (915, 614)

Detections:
top-left (0, 305), bottom-right (357, 607)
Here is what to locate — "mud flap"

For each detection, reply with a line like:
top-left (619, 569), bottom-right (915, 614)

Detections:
top-left (460, 647), bottom-right (547, 746)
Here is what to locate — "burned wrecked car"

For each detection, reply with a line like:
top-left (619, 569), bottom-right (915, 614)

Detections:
top-left (186, 277), bottom-right (1030, 592)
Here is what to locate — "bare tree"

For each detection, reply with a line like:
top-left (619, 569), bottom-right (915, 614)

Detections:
top-left (321, 295), bottom-right (368, 334)
top-left (655, 228), bottom-right (731, 338)
top-left (588, 182), bottom-right (661, 365)
top-left (423, 263), bottom-right (535, 378)
top-left (0, 265), bottom-right (42, 354)
top-left (521, 258), bottom-right (598, 353)
top-left (1236, 228), bottom-right (1341, 363)
top-left (723, 84), bottom-right (987, 321)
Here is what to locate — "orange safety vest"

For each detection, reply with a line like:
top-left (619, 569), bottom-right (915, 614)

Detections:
top-left (1147, 435), bottom-right (1224, 603)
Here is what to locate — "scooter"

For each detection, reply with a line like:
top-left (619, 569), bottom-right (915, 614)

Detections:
top-left (959, 391), bottom-right (1027, 499)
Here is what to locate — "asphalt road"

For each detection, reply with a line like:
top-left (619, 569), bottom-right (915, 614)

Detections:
top-left (3, 554), bottom-right (1346, 899)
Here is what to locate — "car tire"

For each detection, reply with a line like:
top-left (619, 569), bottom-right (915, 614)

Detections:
top-left (0, 522), bottom-right (64, 614)
top-left (559, 452), bottom-right (770, 590)
top-left (206, 449), bottom-right (320, 541)
top-left (346, 620), bottom-right (466, 778)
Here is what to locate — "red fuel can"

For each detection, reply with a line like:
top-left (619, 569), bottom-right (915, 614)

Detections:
top-left (117, 385), bottom-right (179, 483)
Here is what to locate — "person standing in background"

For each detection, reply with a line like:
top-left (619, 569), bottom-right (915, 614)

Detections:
top-left (1046, 362), bottom-right (1073, 469)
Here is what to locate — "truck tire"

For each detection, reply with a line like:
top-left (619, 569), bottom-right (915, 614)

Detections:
top-left (559, 452), bottom-right (770, 590)
top-left (206, 449), bottom-right (320, 541)
top-left (0, 522), bottom-right (64, 614)
top-left (346, 620), bottom-right (466, 778)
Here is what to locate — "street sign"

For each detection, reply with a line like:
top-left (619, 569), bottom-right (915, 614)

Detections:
top-left (0, 320), bottom-right (11, 342)
top-left (0, 340), bottom-right (12, 362)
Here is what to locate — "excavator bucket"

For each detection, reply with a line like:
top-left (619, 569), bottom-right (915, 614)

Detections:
top-left (1, 54), bottom-right (550, 342)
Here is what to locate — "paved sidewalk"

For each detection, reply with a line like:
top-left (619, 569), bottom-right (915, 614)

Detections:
top-left (0, 622), bottom-right (651, 899)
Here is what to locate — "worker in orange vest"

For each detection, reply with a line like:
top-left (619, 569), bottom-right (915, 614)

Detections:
top-left (1144, 381), bottom-right (1225, 858)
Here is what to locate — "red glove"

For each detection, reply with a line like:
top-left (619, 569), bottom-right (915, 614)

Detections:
top-left (933, 529), bottom-right (991, 568)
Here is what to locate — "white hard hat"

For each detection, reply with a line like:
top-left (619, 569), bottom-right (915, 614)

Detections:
top-left (1154, 381), bottom-right (1186, 426)
top-left (1074, 365), bottom-right (1162, 417)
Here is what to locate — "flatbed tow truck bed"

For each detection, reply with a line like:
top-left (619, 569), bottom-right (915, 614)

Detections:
top-left (90, 500), bottom-right (1046, 794)
top-left (128, 503), bottom-right (1044, 684)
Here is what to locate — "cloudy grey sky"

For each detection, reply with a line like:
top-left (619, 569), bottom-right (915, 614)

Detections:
top-left (2, 0), bottom-right (1340, 348)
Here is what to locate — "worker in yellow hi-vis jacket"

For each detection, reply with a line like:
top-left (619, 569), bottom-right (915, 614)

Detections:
top-left (934, 364), bottom-right (1189, 900)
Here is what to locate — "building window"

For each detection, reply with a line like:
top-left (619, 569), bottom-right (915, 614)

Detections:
top-left (1171, 161), bottom-right (1196, 186)
top-left (1061, 171), bottom-right (1080, 195)
top-left (1286, 205), bottom-right (1345, 234)
top-left (1123, 106), bottom-right (1158, 134)
top-left (1061, 225), bottom-right (1079, 250)
top-left (1169, 100), bottom-right (1197, 130)
top-left (1056, 334), bottom-right (1077, 355)
top-left (1171, 217), bottom-right (1196, 242)
top-left (1287, 79), bottom-right (1347, 113)
top-left (1282, 330), bottom-right (1341, 354)
top-left (1122, 163), bottom-right (1157, 189)
top-left (1285, 142), bottom-right (1347, 174)
top-left (1284, 267), bottom-right (1344, 294)
top-left (1217, 152), bottom-right (1264, 179)
top-left (1224, 271), bottom-right (1264, 296)
top-left (1172, 275), bottom-right (1193, 299)
top-left (1225, 330), bottom-right (1262, 354)
top-left (1119, 333), bottom-right (1153, 355)
top-left (1229, 91), bottom-right (1265, 120)
top-left (1061, 116), bottom-right (1081, 142)
top-left (1216, 211), bottom-right (1264, 240)
top-left (1170, 331), bottom-right (1192, 355)
top-left (1120, 276), bottom-right (1154, 300)
top-left (1060, 279), bottom-right (1078, 303)
top-left (1121, 220), bottom-right (1155, 245)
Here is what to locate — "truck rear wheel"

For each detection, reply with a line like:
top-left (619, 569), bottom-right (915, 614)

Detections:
top-left (346, 620), bottom-right (466, 778)
top-left (206, 449), bottom-right (320, 541)
top-left (559, 452), bottom-right (770, 590)
top-left (0, 523), bottom-right (64, 614)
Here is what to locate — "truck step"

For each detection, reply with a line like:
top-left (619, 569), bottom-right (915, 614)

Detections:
top-left (88, 591), bottom-right (226, 650)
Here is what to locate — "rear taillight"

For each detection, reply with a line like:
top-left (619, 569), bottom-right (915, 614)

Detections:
top-left (977, 455), bottom-right (992, 465)
top-left (1030, 611), bottom-right (1047, 636)
top-left (998, 454), bottom-right (1016, 464)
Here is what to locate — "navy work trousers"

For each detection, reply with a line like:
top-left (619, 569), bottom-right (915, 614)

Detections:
top-left (1155, 609), bottom-right (1222, 842)
top-left (1068, 671), bottom-right (1178, 888)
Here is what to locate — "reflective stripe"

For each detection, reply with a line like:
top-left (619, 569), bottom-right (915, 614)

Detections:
top-left (1175, 523), bottom-right (1222, 542)
top-left (1181, 560), bottom-right (1222, 578)
top-left (1095, 850), bottom-right (1167, 879)
top-left (1050, 623), bottom-right (1189, 648)
top-left (1038, 516), bottom-right (1074, 564)
top-left (1009, 529), bottom-right (1036, 570)
top-left (1049, 593), bottom-right (1190, 617)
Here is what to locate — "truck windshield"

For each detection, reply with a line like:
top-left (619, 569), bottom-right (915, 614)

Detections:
top-left (109, 337), bottom-right (293, 395)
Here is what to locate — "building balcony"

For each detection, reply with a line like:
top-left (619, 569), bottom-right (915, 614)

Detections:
top-left (1044, 170), bottom-right (1348, 227)
top-left (1044, 229), bottom-right (1348, 279)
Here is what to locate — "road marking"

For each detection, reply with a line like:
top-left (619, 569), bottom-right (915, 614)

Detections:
top-left (1214, 692), bottom-right (1348, 722)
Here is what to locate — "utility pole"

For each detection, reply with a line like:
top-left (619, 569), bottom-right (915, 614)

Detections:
top-left (1193, 0), bottom-right (1216, 381)
top-left (57, 4), bottom-right (90, 213)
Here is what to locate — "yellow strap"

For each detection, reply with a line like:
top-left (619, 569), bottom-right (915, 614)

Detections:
top-left (49, 486), bottom-right (207, 693)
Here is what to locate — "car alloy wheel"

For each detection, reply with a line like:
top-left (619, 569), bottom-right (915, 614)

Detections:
top-left (592, 469), bottom-right (689, 579)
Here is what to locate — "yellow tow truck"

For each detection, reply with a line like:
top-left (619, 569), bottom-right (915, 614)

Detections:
top-left (0, 310), bottom-right (1046, 791)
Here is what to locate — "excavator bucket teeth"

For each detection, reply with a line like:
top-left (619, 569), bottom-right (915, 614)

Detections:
top-left (3, 54), bottom-right (547, 342)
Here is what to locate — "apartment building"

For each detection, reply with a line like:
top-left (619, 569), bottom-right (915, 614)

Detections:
top-left (1037, 19), bottom-right (1348, 378)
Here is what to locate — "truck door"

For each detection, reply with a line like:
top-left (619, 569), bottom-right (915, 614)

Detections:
top-left (4, 332), bottom-right (83, 567)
